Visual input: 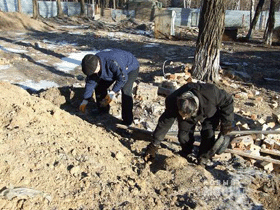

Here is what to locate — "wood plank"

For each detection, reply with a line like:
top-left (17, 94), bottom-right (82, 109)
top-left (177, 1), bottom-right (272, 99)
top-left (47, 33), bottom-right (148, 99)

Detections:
top-left (260, 149), bottom-right (280, 158)
top-left (225, 149), bottom-right (280, 165)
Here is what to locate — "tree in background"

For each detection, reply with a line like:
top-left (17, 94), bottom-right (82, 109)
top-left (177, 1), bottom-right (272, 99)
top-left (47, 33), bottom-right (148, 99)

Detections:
top-left (246, 0), bottom-right (265, 39)
top-left (17, 0), bottom-right (22, 13)
top-left (250, 0), bottom-right (255, 22)
top-left (32, 0), bottom-right (39, 19)
top-left (264, 0), bottom-right (277, 45)
top-left (191, 0), bottom-right (226, 82)
top-left (57, 0), bottom-right (64, 17)
top-left (80, 0), bottom-right (86, 16)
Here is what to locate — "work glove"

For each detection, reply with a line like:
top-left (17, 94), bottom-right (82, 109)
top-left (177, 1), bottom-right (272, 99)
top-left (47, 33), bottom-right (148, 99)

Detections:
top-left (215, 133), bottom-right (231, 155)
top-left (220, 122), bottom-right (233, 135)
top-left (100, 91), bottom-right (115, 107)
top-left (79, 99), bottom-right (88, 113)
top-left (204, 132), bottom-right (231, 158)
top-left (144, 143), bottom-right (159, 162)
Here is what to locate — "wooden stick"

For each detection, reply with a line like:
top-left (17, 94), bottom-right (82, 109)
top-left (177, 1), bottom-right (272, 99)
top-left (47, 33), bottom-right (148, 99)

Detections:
top-left (260, 149), bottom-right (280, 158)
top-left (116, 123), bottom-right (280, 137)
top-left (225, 149), bottom-right (280, 165)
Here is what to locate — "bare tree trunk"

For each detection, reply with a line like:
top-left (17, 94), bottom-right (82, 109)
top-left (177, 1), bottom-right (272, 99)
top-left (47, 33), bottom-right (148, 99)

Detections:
top-left (80, 0), bottom-right (86, 16)
top-left (17, 0), bottom-right (22, 13)
top-left (100, 0), bottom-right (105, 16)
top-left (246, 0), bottom-right (265, 39)
top-left (57, 0), bottom-right (64, 17)
top-left (32, 0), bottom-right (39, 19)
top-left (235, 0), bottom-right (240, 10)
top-left (264, 0), bottom-right (276, 45)
top-left (186, 0), bottom-right (191, 8)
top-left (250, 0), bottom-right (255, 22)
top-left (191, 0), bottom-right (226, 83)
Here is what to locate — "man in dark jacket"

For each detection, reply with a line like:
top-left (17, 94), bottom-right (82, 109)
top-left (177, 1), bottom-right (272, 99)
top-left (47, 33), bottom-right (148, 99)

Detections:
top-left (79, 49), bottom-right (139, 126)
top-left (144, 82), bottom-right (234, 164)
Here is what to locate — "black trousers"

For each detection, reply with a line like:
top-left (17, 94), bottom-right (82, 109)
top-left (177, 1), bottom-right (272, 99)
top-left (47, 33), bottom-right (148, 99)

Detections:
top-left (95, 68), bottom-right (139, 125)
top-left (178, 111), bottom-right (220, 157)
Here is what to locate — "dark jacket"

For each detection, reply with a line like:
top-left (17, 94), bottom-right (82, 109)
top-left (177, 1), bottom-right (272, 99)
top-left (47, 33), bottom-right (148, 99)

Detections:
top-left (84, 49), bottom-right (139, 99)
top-left (153, 82), bottom-right (234, 143)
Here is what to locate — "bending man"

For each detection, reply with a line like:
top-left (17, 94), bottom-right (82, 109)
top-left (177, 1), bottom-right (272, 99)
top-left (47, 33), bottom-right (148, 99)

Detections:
top-left (144, 82), bottom-right (234, 164)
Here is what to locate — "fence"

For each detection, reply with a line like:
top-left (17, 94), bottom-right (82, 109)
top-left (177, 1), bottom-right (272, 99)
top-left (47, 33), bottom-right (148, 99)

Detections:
top-left (0, 0), bottom-right (94, 18)
top-left (1, 0), bottom-right (280, 28)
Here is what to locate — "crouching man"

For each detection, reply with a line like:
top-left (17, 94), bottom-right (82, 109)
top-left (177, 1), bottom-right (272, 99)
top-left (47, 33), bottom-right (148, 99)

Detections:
top-left (79, 49), bottom-right (139, 126)
top-left (144, 82), bottom-right (234, 165)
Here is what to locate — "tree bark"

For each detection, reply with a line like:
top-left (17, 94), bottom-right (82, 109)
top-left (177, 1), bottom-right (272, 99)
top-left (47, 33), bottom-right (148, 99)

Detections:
top-left (246, 0), bottom-right (265, 39)
top-left (250, 0), bottom-right (255, 23)
top-left (186, 0), bottom-right (191, 8)
top-left (100, 0), bottom-right (105, 16)
top-left (32, 0), bottom-right (39, 19)
top-left (80, 0), bottom-right (86, 16)
top-left (191, 0), bottom-right (226, 83)
top-left (264, 0), bottom-right (276, 45)
top-left (57, 0), bottom-right (64, 17)
top-left (17, 0), bottom-right (22, 13)
top-left (235, 0), bottom-right (240, 10)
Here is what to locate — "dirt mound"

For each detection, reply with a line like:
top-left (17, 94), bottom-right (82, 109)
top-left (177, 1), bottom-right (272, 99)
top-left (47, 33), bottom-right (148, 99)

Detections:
top-left (0, 81), bottom-right (139, 208)
top-left (1, 82), bottom-right (279, 209)
top-left (0, 11), bottom-right (51, 31)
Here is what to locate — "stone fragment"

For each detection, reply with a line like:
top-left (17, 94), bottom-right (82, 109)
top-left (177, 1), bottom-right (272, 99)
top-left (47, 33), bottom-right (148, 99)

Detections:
top-left (154, 76), bottom-right (165, 84)
top-left (257, 118), bottom-right (266, 125)
top-left (234, 92), bottom-right (248, 100)
top-left (260, 161), bottom-right (274, 173)
top-left (255, 96), bottom-right (263, 102)
top-left (69, 166), bottom-right (81, 176)
top-left (136, 82), bottom-right (158, 101)
top-left (240, 110), bottom-right (251, 116)
top-left (270, 100), bottom-right (278, 109)
top-left (249, 144), bottom-right (261, 156)
top-left (231, 135), bottom-right (254, 149)
top-left (274, 142), bottom-right (280, 150)
top-left (251, 114), bottom-right (258, 121)
top-left (263, 139), bottom-right (275, 149)
top-left (213, 153), bottom-right (232, 161)
top-left (165, 73), bottom-right (176, 80)
top-left (174, 72), bottom-right (185, 79)
top-left (115, 151), bottom-right (125, 161)
top-left (184, 63), bottom-right (193, 72)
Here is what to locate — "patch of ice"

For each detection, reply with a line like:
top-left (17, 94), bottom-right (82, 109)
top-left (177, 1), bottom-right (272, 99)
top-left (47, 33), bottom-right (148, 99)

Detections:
top-left (54, 50), bottom-right (100, 72)
top-left (0, 45), bottom-right (28, 53)
top-left (144, 43), bottom-right (160, 48)
top-left (0, 65), bottom-right (11, 70)
top-left (59, 25), bottom-right (89, 29)
top-left (16, 80), bottom-right (59, 91)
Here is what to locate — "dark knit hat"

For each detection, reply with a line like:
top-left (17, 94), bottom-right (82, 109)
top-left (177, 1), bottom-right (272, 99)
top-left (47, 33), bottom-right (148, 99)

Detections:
top-left (81, 54), bottom-right (99, 76)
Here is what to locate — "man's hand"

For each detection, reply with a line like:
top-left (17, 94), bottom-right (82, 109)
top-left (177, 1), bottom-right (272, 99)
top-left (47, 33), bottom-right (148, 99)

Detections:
top-left (79, 99), bottom-right (88, 113)
top-left (100, 91), bottom-right (115, 107)
top-left (144, 143), bottom-right (159, 162)
top-left (221, 122), bottom-right (233, 135)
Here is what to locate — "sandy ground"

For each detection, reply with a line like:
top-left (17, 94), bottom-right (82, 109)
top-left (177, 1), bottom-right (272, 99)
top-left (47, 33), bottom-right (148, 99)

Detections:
top-left (0, 11), bottom-right (280, 210)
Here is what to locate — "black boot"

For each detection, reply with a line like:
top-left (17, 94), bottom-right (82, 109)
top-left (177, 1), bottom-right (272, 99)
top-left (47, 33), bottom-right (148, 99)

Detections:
top-left (178, 144), bottom-right (193, 158)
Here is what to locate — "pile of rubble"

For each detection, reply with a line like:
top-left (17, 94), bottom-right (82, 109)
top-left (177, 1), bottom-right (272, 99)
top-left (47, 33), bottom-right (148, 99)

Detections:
top-left (129, 62), bottom-right (280, 173)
